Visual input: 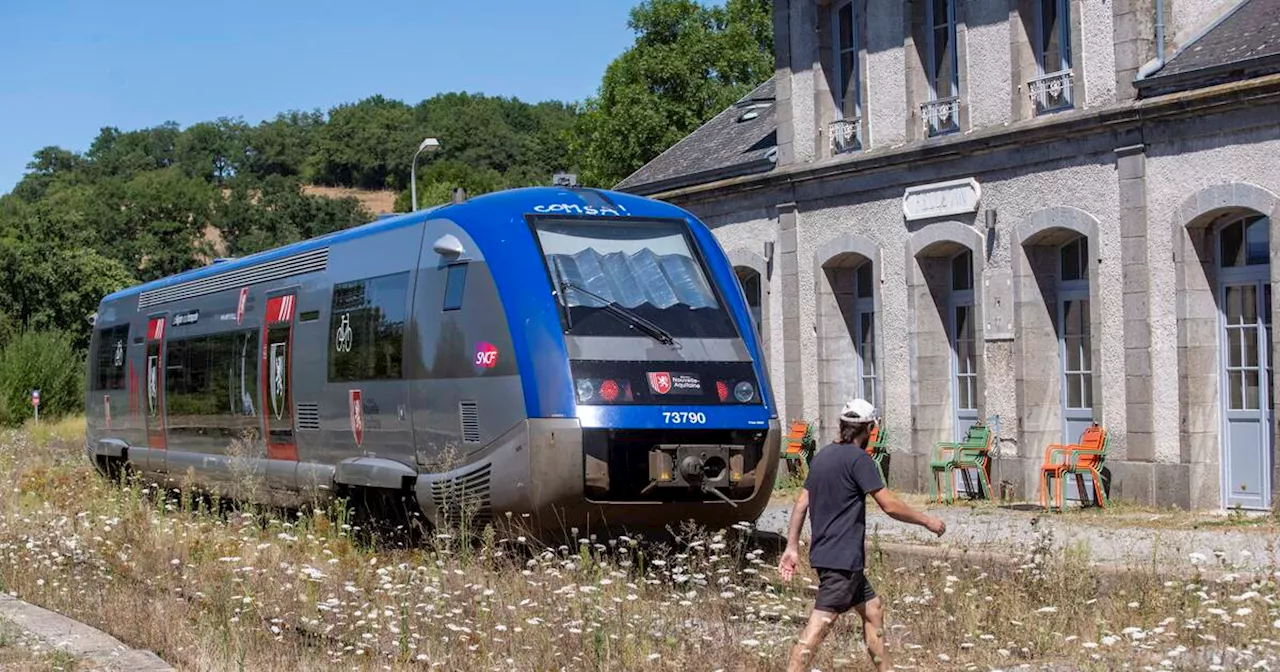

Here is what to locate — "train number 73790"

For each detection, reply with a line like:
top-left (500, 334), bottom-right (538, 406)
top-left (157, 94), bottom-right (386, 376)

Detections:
top-left (662, 411), bottom-right (707, 424)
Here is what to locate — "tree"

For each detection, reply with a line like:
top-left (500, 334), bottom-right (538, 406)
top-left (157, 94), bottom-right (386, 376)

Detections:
top-left (0, 329), bottom-right (85, 426)
top-left (86, 122), bottom-right (183, 179)
top-left (10, 147), bottom-right (87, 201)
top-left (176, 118), bottom-right (250, 185)
top-left (394, 159), bottom-right (506, 212)
top-left (243, 110), bottom-right (325, 180)
top-left (309, 96), bottom-right (419, 190)
top-left (0, 241), bottom-right (134, 349)
top-left (215, 176), bottom-right (370, 256)
top-left (109, 168), bottom-right (218, 281)
top-left (570, 0), bottom-right (773, 188)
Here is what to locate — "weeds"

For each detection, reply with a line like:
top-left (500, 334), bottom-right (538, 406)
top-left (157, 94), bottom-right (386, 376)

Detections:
top-left (0, 420), bottom-right (1275, 670)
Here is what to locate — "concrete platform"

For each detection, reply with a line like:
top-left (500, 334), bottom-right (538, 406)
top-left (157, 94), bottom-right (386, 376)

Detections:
top-left (0, 593), bottom-right (173, 671)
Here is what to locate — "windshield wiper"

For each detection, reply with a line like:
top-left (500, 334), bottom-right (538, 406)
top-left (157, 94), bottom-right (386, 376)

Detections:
top-left (559, 280), bottom-right (678, 347)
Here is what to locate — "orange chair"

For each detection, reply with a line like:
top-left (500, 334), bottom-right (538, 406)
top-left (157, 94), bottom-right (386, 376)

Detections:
top-left (780, 420), bottom-right (811, 482)
top-left (1039, 424), bottom-right (1109, 511)
top-left (865, 424), bottom-right (888, 484)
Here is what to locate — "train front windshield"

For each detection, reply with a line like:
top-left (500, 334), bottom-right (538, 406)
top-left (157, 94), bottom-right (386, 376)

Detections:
top-left (532, 217), bottom-right (740, 341)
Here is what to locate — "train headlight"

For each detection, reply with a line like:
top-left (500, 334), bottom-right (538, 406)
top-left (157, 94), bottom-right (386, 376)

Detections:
top-left (733, 381), bottom-right (756, 403)
top-left (576, 379), bottom-right (596, 402)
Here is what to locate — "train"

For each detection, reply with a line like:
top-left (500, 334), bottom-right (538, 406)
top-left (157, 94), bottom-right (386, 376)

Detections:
top-left (84, 186), bottom-right (780, 536)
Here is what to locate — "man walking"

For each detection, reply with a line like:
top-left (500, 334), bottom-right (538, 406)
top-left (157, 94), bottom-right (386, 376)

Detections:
top-left (778, 399), bottom-right (946, 672)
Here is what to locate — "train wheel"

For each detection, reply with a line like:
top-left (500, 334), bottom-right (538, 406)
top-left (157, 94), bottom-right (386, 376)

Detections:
top-left (342, 486), bottom-right (429, 549)
top-left (93, 455), bottom-right (129, 484)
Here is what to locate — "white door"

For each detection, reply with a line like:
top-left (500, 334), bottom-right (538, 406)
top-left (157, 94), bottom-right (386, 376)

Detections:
top-left (1220, 280), bottom-right (1273, 510)
top-left (1216, 215), bottom-right (1273, 511)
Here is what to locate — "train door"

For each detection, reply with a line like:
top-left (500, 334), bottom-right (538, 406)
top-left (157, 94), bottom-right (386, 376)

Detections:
top-left (261, 292), bottom-right (299, 490)
top-left (143, 315), bottom-right (167, 471)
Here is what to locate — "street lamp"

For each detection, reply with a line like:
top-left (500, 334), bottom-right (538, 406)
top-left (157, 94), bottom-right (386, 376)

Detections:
top-left (411, 137), bottom-right (441, 211)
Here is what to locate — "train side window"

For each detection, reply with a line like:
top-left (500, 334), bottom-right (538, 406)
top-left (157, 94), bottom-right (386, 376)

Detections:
top-left (443, 263), bottom-right (468, 311)
top-left (164, 331), bottom-right (260, 439)
top-left (329, 271), bottom-right (410, 381)
top-left (93, 324), bottom-right (130, 391)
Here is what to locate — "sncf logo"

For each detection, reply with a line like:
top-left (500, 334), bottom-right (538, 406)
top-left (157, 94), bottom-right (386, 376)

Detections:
top-left (474, 342), bottom-right (499, 369)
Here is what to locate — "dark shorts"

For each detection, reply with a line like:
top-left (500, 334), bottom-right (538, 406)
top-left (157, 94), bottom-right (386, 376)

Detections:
top-left (813, 567), bottom-right (877, 614)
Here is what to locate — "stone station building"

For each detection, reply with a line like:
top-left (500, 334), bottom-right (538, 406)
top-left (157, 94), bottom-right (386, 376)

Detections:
top-left (615, 0), bottom-right (1280, 510)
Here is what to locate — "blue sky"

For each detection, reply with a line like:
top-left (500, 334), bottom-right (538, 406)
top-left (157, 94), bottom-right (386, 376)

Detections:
top-left (0, 0), bottom-right (641, 194)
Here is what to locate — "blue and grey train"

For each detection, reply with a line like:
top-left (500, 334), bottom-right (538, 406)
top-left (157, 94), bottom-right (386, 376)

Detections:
top-left (85, 186), bottom-right (780, 535)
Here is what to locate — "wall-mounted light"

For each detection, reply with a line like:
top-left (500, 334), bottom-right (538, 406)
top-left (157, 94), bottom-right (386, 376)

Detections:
top-left (764, 240), bottom-right (775, 264)
top-left (985, 208), bottom-right (997, 230)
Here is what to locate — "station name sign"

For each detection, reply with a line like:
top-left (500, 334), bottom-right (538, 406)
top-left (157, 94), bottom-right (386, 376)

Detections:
top-left (902, 177), bottom-right (981, 221)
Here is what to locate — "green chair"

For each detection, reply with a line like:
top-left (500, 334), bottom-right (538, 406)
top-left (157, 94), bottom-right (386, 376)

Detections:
top-left (929, 423), bottom-right (994, 503)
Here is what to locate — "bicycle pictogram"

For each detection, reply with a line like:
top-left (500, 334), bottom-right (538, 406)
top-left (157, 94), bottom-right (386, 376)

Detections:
top-left (335, 314), bottom-right (353, 353)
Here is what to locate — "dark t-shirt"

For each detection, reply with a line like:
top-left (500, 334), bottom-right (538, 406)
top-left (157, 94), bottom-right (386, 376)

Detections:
top-left (804, 441), bottom-right (885, 572)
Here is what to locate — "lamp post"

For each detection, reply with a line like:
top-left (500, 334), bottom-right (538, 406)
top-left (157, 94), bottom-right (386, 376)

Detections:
top-left (411, 137), bottom-right (441, 211)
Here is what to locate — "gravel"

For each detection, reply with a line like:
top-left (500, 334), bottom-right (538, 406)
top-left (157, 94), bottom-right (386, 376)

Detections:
top-left (754, 503), bottom-right (1280, 573)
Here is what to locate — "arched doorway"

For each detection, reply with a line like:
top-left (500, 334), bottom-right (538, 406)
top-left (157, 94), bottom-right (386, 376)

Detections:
top-left (1215, 213), bottom-right (1273, 510)
top-left (735, 266), bottom-right (764, 339)
top-left (906, 230), bottom-right (984, 449)
top-left (1014, 208), bottom-right (1102, 505)
top-left (1174, 182), bottom-right (1280, 511)
top-left (817, 252), bottom-right (878, 444)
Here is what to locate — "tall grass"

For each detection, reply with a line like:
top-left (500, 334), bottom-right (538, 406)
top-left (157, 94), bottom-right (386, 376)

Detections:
top-left (0, 420), bottom-right (1275, 670)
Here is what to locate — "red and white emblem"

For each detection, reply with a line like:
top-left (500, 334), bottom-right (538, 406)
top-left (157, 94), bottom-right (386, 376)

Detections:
top-left (474, 342), bottom-right (499, 369)
top-left (267, 295), bottom-right (295, 324)
top-left (236, 287), bottom-right (249, 324)
top-left (349, 389), bottom-right (364, 447)
top-left (648, 372), bottom-right (672, 395)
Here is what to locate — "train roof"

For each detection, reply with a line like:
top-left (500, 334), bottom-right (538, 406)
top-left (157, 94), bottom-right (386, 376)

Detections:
top-left (101, 186), bottom-right (691, 304)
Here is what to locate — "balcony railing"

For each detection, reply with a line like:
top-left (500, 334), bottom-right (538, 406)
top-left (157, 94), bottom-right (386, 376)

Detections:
top-left (921, 96), bottom-right (960, 137)
top-left (1028, 69), bottom-right (1074, 115)
top-left (829, 117), bottom-right (862, 155)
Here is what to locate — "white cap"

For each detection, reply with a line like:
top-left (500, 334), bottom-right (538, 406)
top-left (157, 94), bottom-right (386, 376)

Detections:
top-left (840, 398), bottom-right (877, 425)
